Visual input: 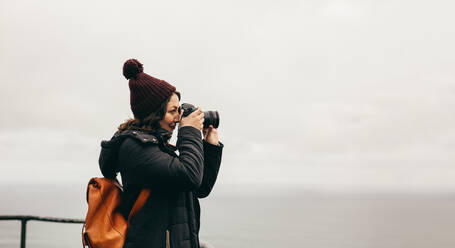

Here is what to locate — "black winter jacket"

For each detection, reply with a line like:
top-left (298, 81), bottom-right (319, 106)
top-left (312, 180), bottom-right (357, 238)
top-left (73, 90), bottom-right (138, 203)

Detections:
top-left (98, 126), bottom-right (223, 248)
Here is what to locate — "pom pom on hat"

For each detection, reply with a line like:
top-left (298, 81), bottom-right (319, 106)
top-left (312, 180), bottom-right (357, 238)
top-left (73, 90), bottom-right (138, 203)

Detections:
top-left (123, 59), bottom-right (144, 80)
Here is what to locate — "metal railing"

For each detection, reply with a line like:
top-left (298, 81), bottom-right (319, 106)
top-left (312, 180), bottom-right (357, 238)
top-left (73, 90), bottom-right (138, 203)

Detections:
top-left (0, 215), bottom-right (84, 248)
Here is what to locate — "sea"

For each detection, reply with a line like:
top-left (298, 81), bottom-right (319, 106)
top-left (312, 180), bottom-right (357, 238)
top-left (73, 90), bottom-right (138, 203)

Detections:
top-left (1, 184), bottom-right (455, 248)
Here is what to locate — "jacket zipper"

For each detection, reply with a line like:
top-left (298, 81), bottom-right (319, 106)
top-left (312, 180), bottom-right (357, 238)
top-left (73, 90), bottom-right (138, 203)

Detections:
top-left (166, 229), bottom-right (171, 248)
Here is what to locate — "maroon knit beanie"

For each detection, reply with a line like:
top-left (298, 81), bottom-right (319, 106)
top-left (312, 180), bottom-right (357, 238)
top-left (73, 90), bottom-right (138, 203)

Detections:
top-left (123, 59), bottom-right (176, 119)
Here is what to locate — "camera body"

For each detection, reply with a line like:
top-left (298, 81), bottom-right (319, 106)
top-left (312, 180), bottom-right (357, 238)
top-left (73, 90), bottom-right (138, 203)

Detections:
top-left (180, 103), bottom-right (220, 128)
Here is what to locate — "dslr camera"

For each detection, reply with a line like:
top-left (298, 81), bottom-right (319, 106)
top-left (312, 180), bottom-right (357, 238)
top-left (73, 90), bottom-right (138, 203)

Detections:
top-left (179, 103), bottom-right (220, 128)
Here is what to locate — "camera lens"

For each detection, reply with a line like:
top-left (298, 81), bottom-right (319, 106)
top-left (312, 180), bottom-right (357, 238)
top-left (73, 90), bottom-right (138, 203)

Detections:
top-left (203, 111), bottom-right (220, 128)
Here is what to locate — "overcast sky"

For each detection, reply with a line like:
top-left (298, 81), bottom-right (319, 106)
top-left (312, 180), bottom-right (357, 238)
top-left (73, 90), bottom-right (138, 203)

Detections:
top-left (1, 0), bottom-right (454, 192)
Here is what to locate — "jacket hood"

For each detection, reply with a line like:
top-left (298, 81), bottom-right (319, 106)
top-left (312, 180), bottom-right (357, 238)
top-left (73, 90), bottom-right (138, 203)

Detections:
top-left (98, 129), bottom-right (164, 179)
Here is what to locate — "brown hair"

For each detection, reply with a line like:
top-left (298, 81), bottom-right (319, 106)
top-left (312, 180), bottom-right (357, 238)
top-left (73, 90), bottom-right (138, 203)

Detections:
top-left (118, 91), bottom-right (181, 133)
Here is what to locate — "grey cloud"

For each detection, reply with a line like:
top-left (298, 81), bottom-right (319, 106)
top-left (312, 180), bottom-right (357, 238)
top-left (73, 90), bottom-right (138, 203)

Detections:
top-left (1, 0), bottom-right (454, 192)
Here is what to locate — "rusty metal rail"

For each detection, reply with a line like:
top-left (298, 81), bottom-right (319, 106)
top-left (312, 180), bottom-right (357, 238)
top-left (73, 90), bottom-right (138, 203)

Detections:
top-left (0, 215), bottom-right (84, 248)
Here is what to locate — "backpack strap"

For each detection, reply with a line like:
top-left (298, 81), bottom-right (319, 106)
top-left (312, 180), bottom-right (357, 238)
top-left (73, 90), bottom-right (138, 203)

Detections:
top-left (127, 188), bottom-right (151, 225)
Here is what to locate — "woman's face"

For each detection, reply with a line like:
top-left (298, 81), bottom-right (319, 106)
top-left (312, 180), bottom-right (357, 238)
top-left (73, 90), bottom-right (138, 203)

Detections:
top-left (159, 93), bottom-right (180, 132)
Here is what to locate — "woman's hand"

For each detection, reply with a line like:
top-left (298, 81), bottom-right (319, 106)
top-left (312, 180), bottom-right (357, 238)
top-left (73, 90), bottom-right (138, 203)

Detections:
top-left (179, 107), bottom-right (204, 130)
top-left (203, 125), bottom-right (219, 145)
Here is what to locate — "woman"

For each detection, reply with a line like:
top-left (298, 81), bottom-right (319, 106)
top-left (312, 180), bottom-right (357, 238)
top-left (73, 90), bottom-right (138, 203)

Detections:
top-left (98, 59), bottom-right (223, 248)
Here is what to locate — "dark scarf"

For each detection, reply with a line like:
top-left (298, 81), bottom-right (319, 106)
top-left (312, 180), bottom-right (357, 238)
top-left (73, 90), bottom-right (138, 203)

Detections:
top-left (155, 128), bottom-right (177, 151)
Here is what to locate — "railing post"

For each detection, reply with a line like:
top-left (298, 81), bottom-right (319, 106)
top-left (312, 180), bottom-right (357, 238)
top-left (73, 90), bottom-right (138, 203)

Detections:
top-left (0, 215), bottom-right (84, 248)
top-left (20, 219), bottom-right (27, 248)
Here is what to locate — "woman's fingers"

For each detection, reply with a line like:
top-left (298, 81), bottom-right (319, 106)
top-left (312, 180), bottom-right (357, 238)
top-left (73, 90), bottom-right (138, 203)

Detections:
top-left (180, 107), bottom-right (205, 130)
top-left (203, 125), bottom-right (219, 145)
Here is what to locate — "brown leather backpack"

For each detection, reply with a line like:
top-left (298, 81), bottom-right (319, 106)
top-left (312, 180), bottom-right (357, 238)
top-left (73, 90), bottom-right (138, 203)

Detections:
top-left (82, 177), bottom-right (150, 248)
